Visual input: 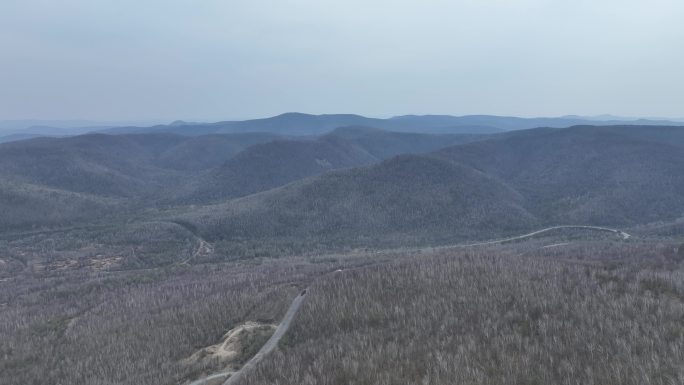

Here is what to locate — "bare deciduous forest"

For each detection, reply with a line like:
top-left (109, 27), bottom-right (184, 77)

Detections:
top-left (247, 244), bottom-right (684, 385)
top-left (2, 234), bottom-right (683, 385)
top-left (0, 261), bottom-right (312, 385)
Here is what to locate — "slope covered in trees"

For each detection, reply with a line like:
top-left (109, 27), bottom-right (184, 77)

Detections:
top-left (3, 124), bottom-right (684, 246)
top-left (435, 125), bottom-right (684, 224)
top-left (325, 126), bottom-right (483, 159)
top-left (180, 125), bottom-right (684, 249)
top-left (184, 154), bottom-right (536, 248)
top-left (180, 136), bottom-right (378, 203)
top-left (0, 127), bottom-right (487, 229)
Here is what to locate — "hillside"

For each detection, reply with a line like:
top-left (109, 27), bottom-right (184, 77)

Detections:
top-left (589, 124), bottom-right (684, 149)
top-left (0, 182), bottom-right (121, 230)
top-left (155, 133), bottom-right (283, 171)
top-left (1, 128), bottom-right (486, 230)
top-left (0, 133), bottom-right (189, 230)
top-left (0, 132), bottom-right (283, 230)
top-left (4, 124), bottom-right (684, 243)
top-left (182, 136), bottom-right (378, 203)
top-left (0, 134), bottom-right (186, 198)
top-left (325, 126), bottom-right (485, 159)
top-left (0, 131), bottom-right (290, 195)
top-left (435, 125), bottom-right (684, 225)
top-left (179, 125), bottom-right (684, 250)
top-left (184, 154), bottom-right (536, 248)
top-left (183, 126), bottom-right (488, 204)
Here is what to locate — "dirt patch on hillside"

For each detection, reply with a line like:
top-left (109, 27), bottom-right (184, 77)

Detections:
top-left (88, 255), bottom-right (124, 270)
top-left (183, 321), bottom-right (276, 372)
top-left (31, 254), bottom-right (124, 273)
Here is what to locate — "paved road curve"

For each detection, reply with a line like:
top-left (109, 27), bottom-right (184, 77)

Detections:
top-left (454, 225), bottom-right (631, 248)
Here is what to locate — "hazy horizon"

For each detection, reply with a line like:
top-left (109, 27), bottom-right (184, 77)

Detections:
top-left (2, 0), bottom-right (683, 121)
top-left (1, 113), bottom-right (684, 131)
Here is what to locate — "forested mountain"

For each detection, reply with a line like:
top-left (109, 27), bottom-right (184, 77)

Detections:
top-left (181, 127), bottom-right (486, 203)
top-left (0, 132), bottom-right (280, 229)
top-left (0, 133), bottom-right (186, 229)
top-left (0, 134), bottom-right (184, 198)
top-left (181, 136), bottom-right (378, 203)
top-left (0, 132), bottom-right (283, 197)
top-left (2, 124), bottom-right (684, 241)
top-left (435, 125), bottom-right (684, 225)
top-left (184, 154), bottom-right (536, 247)
top-left (155, 133), bottom-right (283, 171)
top-left (0, 127), bottom-right (486, 229)
top-left (325, 126), bottom-right (484, 159)
top-left (588, 124), bottom-right (684, 148)
top-left (0, 182), bottom-right (120, 230)
top-left (178, 125), bottom-right (684, 247)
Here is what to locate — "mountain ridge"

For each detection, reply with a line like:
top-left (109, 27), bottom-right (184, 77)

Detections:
top-left (175, 124), bottom-right (684, 249)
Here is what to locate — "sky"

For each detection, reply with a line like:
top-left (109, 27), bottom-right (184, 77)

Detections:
top-left (1, 0), bottom-right (683, 122)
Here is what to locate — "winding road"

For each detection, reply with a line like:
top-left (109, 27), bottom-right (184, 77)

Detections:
top-left (450, 225), bottom-right (630, 248)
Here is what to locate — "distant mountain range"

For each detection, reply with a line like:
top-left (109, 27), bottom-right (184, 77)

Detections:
top-left (100, 113), bottom-right (506, 136)
top-left (2, 113), bottom-right (684, 143)
top-left (0, 119), bottom-right (163, 143)
top-left (101, 113), bottom-right (684, 137)
top-left (0, 119), bottom-right (117, 131)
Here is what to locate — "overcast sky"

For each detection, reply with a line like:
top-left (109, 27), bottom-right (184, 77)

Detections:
top-left (1, 0), bottom-right (683, 121)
